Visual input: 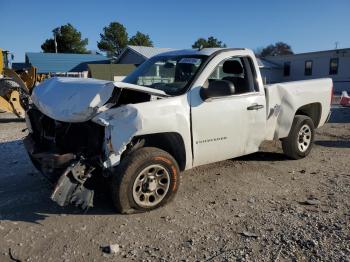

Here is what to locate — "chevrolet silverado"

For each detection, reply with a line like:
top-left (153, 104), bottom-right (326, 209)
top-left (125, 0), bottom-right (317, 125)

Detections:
top-left (23, 48), bottom-right (333, 213)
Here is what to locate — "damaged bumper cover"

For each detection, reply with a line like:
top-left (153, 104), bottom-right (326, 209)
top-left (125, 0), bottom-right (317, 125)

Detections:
top-left (51, 162), bottom-right (94, 209)
top-left (24, 135), bottom-right (96, 209)
top-left (23, 136), bottom-right (75, 173)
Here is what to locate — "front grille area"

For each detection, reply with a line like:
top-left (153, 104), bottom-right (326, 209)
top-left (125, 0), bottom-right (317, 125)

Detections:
top-left (27, 108), bottom-right (104, 157)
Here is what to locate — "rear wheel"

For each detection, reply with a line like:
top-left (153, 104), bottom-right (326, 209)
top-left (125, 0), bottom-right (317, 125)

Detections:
top-left (282, 115), bottom-right (315, 159)
top-left (111, 147), bottom-right (180, 214)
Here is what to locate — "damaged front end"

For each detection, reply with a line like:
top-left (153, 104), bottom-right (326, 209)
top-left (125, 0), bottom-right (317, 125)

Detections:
top-left (24, 107), bottom-right (105, 209)
top-left (24, 77), bottom-right (170, 210)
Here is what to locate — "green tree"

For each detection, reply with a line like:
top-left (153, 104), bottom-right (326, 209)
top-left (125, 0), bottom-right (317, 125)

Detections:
top-left (192, 36), bottom-right (226, 49)
top-left (41, 23), bottom-right (88, 53)
top-left (97, 22), bottom-right (128, 57)
top-left (259, 42), bottom-right (294, 57)
top-left (128, 31), bottom-right (153, 47)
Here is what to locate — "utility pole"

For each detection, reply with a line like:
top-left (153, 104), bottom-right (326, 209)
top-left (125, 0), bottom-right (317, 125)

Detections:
top-left (335, 41), bottom-right (339, 49)
top-left (53, 27), bottom-right (60, 53)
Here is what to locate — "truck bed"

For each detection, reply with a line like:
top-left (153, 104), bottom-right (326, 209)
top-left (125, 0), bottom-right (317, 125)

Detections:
top-left (264, 78), bottom-right (333, 140)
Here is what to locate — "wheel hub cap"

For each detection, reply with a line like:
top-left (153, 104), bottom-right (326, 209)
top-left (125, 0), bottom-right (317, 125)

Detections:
top-left (132, 164), bottom-right (170, 208)
top-left (145, 176), bottom-right (157, 192)
top-left (297, 124), bottom-right (312, 152)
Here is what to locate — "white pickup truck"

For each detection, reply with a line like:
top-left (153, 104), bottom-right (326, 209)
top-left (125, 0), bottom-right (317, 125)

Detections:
top-left (24, 48), bottom-right (333, 213)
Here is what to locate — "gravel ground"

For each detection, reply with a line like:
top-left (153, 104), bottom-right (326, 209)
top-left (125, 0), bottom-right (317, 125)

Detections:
top-left (0, 107), bottom-right (349, 262)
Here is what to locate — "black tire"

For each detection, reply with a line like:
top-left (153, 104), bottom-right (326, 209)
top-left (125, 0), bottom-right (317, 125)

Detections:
top-left (281, 115), bottom-right (315, 160)
top-left (0, 78), bottom-right (20, 97)
top-left (111, 147), bottom-right (180, 214)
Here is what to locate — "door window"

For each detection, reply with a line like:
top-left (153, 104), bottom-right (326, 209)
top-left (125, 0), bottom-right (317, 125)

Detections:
top-left (207, 56), bottom-right (258, 94)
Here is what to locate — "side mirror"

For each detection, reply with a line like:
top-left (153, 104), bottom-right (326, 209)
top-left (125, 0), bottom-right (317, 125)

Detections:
top-left (200, 80), bottom-right (235, 101)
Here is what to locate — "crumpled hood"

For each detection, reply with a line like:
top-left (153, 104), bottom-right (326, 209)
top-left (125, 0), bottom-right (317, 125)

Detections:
top-left (31, 77), bottom-right (170, 123)
top-left (32, 77), bottom-right (115, 122)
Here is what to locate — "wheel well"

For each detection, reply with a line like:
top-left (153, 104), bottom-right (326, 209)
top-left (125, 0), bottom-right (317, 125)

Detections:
top-left (295, 103), bottom-right (322, 127)
top-left (129, 132), bottom-right (186, 171)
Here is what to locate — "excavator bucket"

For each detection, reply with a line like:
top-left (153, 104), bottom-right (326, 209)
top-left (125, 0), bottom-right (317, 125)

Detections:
top-left (9, 90), bottom-right (25, 118)
top-left (0, 95), bottom-right (13, 113)
top-left (0, 90), bottom-right (25, 118)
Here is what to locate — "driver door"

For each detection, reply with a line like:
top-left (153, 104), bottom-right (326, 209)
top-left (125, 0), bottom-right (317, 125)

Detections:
top-left (190, 52), bottom-right (266, 167)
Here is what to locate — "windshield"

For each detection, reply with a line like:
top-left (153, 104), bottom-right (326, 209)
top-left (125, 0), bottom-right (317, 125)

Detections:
top-left (123, 55), bottom-right (207, 95)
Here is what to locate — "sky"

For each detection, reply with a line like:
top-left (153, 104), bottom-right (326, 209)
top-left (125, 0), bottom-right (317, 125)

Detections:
top-left (1, 0), bottom-right (350, 62)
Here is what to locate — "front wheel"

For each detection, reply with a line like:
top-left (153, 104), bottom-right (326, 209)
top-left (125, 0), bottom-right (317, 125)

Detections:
top-left (281, 115), bottom-right (315, 160)
top-left (111, 147), bottom-right (180, 214)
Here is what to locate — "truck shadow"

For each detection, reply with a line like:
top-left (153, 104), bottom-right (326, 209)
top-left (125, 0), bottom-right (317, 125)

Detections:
top-left (0, 183), bottom-right (122, 224)
top-left (315, 140), bottom-right (350, 148)
top-left (0, 118), bottom-right (25, 123)
top-left (0, 151), bottom-right (288, 224)
top-left (0, 140), bottom-right (122, 224)
top-left (235, 151), bottom-right (288, 162)
top-left (329, 106), bottom-right (350, 123)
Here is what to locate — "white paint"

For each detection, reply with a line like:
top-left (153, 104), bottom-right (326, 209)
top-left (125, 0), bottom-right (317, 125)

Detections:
top-left (189, 49), bottom-right (267, 166)
top-left (31, 77), bottom-right (115, 122)
top-left (92, 95), bottom-right (192, 169)
top-left (264, 78), bottom-right (332, 139)
top-left (31, 78), bottom-right (169, 123)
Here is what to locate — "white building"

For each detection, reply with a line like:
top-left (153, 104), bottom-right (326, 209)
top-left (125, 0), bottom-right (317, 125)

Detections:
top-left (116, 46), bottom-right (174, 65)
top-left (266, 48), bottom-right (350, 94)
top-left (257, 58), bottom-right (283, 84)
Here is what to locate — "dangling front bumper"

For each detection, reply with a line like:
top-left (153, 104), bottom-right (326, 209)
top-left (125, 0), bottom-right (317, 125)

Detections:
top-left (24, 134), bottom-right (95, 209)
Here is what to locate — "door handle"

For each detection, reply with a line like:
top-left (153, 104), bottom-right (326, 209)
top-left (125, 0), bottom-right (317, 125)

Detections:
top-left (247, 104), bottom-right (264, 110)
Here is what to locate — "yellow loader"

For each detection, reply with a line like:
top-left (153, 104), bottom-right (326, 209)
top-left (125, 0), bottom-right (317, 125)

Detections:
top-left (0, 48), bottom-right (37, 118)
